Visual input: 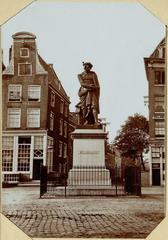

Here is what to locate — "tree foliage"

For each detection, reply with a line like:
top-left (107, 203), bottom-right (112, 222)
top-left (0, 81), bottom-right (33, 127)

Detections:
top-left (113, 114), bottom-right (149, 169)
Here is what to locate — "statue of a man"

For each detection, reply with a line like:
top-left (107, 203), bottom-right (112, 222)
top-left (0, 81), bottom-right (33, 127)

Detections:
top-left (76, 62), bottom-right (100, 125)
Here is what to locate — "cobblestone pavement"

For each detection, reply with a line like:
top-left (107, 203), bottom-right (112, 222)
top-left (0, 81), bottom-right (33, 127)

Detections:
top-left (2, 187), bottom-right (165, 238)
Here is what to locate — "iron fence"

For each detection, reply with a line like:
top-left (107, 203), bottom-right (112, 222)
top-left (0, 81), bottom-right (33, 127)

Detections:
top-left (40, 164), bottom-right (141, 198)
top-left (68, 166), bottom-right (112, 186)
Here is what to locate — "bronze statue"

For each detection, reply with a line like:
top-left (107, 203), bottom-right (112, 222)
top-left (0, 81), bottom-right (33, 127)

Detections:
top-left (76, 62), bottom-right (100, 125)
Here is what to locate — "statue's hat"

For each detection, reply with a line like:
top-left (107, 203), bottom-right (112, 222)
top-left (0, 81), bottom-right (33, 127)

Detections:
top-left (82, 62), bottom-right (93, 69)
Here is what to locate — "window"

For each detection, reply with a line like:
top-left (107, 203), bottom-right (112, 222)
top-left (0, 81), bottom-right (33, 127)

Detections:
top-left (50, 112), bottom-right (54, 131)
top-left (7, 108), bottom-right (21, 128)
top-left (47, 138), bottom-right (54, 172)
top-left (2, 136), bottom-right (14, 171)
top-left (59, 141), bottom-right (63, 157)
top-left (34, 136), bottom-right (44, 158)
top-left (59, 119), bottom-right (63, 135)
top-left (63, 143), bottom-right (67, 158)
top-left (154, 95), bottom-right (164, 110)
top-left (28, 86), bottom-right (41, 101)
top-left (18, 137), bottom-right (31, 171)
top-left (27, 109), bottom-right (40, 128)
top-left (51, 91), bottom-right (55, 107)
top-left (60, 100), bottom-right (64, 114)
top-left (162, 47), bottom-right (166, 59)
top-left (20, 48), bottom-right (29, 57)
top-left (155, 121), bottom-right (165, 136)
top-left (18, 63), bottom-right (32, 75)
top-left (8, 85), bottom-right (22, 102)
top-left (64, 122), bottom-right (68, 137)
top-left (64, 104), bottom-right (68, 117)
top-left (155, 71), bottom-right (165, 85)
top-left (151, 147), bottom-right (160, 158)
top-left (162, 148), bottom-right (165, 159)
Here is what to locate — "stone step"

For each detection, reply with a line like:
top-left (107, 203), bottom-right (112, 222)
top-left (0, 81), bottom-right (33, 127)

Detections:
top-left (18, 180), bottom-right (40, 187)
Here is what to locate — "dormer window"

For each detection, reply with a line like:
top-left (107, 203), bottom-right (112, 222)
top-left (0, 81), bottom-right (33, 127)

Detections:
top-left (18, 63), bottom-right (32, 76)
top-left (20, 48), bottom-right (29, 57)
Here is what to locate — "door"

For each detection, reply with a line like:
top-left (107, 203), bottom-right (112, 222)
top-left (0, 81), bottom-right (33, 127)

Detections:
top-left (33, 159), bottom-right (43, 180)
top-left (152, 169), bottom-right (161, 186)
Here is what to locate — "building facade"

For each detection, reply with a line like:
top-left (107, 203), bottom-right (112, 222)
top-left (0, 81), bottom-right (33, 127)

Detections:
top-left (2, 32), bottom-right (70, 183)
top-left (144, 39), bottom-right (165, 186)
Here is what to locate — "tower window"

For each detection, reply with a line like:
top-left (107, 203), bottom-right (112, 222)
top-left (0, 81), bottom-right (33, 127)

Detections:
top-left (155, 71), bottom-right (165, 85)
top-left (18, 63), bottom-right (32, 76)
top-left (20, 48), bottom-right (29, 57)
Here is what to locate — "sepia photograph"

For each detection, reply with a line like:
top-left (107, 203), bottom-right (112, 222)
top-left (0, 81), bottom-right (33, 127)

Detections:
top-left (1, 0), bottom-right (166, 239)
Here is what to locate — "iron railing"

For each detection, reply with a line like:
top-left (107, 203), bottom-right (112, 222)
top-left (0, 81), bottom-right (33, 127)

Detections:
top-left (40, 164), bottom-right (141, 198)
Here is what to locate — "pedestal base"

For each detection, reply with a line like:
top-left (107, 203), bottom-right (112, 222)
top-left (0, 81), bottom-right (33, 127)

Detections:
top-left (67, 127), bottom-right (112, 195)
top-left (68, 166), bottom-right (111, 186)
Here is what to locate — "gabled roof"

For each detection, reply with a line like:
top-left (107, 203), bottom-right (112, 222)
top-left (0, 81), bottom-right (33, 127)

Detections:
top-left (12, 32), bottom-right (36, 40)
top-left (38, 54), bottom-right (70, 102)
top-left (149, 38), bottom-right (165, 58)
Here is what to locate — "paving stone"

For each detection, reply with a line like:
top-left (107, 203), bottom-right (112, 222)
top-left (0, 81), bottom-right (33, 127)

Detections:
top-left (2, 187), bottom-right (164, 238)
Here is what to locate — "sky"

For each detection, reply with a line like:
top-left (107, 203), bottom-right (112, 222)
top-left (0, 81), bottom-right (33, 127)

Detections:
top-left (2, 1), bottom-right (165, 141)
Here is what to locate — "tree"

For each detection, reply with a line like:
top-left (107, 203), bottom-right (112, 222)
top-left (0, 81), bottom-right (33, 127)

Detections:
top-left (113, 114), bottom-right (149, 170)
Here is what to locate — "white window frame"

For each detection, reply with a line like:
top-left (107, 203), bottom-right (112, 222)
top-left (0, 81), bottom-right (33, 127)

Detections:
top-left (27, 108), bottom-right (40, 128)
top-left (64, 122), bottom-right (68, 138)
top-left (47, 137), bottom-right (54, 172)
top-left (2, 136), bottom-right (14, 172)
top-left (60, 100), bottom-right (64, 114)
top-left (18, 63), bottom-right (32, 76)
top-left (59, 141), bottom-right (63, 157)
top-left (63, 143), bottom-right (67, 158)
top-left (50, 112), bottom-right (54, 131)
top-left (155, 121), bottom-right (165, 136)
top-left (20, 48), bottom-right (29, 58)
top-left (34, 136), bottom-right (44, 159)
top-left (51, 91), bottom-right (55, 107)
top-left (64, 104), bottom-right (68, 117)
top-left (154, 71), bottom-right (165, 86)
top-left (28, 85), bottom-right (41, 102)
top-left (59, 119), bottom-right (63, 135)
top-left (8, 84), bottom-right (22, 102)
top-left (7, 108), bottom-right (21, 128)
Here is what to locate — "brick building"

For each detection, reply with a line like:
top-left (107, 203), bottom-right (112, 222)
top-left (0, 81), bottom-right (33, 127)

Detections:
top-left (144, 38), bottom-right (165, 186)
top-left (2, 32), bottom-right (71, 183)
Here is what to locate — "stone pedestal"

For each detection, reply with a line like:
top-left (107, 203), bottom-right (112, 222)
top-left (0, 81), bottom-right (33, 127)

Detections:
top-left (67, 126), bottom-right (112, 193)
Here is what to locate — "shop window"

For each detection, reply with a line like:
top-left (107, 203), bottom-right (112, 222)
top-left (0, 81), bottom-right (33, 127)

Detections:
top-left (18, 137), bottom-right (31, 172)
top-left (2, 136), bottom-right (14, 171)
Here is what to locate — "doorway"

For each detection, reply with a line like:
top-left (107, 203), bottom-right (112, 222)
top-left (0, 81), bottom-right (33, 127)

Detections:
top-left (33, 159), bottom-right (43, 180)
top-left (152, 169), bottom-right (161, 186)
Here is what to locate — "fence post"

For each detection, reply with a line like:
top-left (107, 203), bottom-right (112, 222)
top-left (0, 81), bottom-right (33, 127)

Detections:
top-left (40, 163), bottom-right (43, 198)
